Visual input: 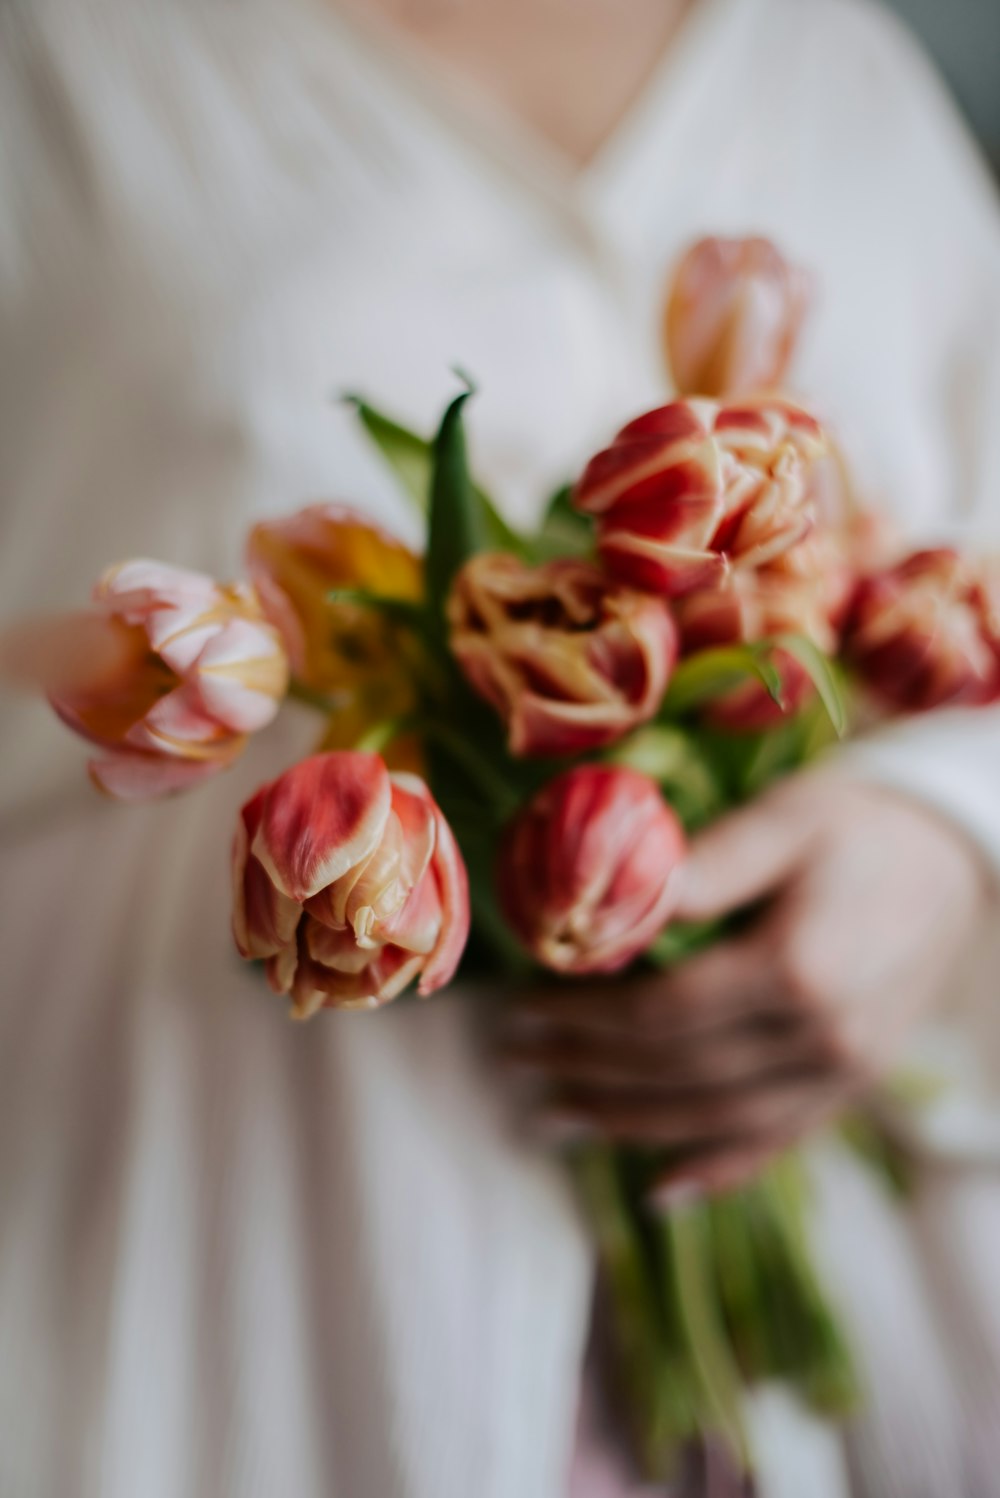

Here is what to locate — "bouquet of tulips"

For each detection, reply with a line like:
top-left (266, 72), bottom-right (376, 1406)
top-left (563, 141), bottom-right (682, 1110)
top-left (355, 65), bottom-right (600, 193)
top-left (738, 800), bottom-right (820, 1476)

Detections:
top-left (15, 237), bottom-right (1000, 1484)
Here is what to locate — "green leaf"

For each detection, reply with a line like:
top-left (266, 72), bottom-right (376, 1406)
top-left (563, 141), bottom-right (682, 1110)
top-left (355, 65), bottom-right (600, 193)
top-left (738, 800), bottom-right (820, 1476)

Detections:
top-left (354, 716), bottom-right (409, 756)
top-left (571, 1145), bottom-right (697, 1475)
top-left (344, 396), bottom-right (433, 514)
top-left (773, 634), bottom-right (848, 738)
top-left (426, 387), bottom-right (487, 623)
top-left (348, 389), bottom-right (531, 562)
top-left (659, 1208), bottom-right (751, 1468)
top-left (478, 487), bottom-right (532, 559)
top-left (607, 726), bottom-right (724, 829)
top-left (326, 586), bottom-right (428, 628)
top-left (661, 645), bottom-right (785, 718)
top-left (646, 918), bottom-right (725, 966)
top-left (531, 483), bottom-right (594, 562)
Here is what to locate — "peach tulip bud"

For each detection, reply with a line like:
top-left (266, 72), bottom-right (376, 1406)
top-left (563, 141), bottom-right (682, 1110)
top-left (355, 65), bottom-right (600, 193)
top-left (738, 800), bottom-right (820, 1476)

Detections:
top-left (664, 236), bottom-right (811, 398)
top-left (843, 548), bottom-right (1000, 712)
top-left (573, 397), bottom-right (827, 597)
top-left (497, 765), bottom-right (685, 975)
top-left (232, 751), bottom-right (469, 1017)
top-left (44, 560), bottom-right (289, 799)
top-left (447, 554), bottom-right (677, 756)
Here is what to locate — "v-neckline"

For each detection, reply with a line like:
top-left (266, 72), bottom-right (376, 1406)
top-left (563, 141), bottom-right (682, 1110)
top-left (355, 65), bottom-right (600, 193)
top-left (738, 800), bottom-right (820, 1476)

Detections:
top-left (323, 0), bottom-right (742, 206)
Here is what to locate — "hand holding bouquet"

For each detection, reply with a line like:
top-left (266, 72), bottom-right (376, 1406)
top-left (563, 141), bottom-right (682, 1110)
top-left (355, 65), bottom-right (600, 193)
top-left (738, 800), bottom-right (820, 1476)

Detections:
top-left (8, 236), bottom-right (999, 1485)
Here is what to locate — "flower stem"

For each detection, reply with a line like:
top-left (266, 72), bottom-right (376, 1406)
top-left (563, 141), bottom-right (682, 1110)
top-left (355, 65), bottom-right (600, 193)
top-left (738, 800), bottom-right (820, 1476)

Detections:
top-left (419, 719), bottom-right (520, 815)
top-left (288, 678), bottom-right (338, 716)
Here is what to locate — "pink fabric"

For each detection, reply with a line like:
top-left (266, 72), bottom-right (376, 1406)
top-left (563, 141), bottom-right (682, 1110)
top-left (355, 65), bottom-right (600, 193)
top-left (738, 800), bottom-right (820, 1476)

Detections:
top-left (567, 1368), bottom-right (666, 1498)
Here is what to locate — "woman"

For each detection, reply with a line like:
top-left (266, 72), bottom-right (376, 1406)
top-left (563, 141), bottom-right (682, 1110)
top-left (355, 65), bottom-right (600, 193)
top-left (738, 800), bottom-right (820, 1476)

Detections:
top-left (1, 1), bottom-right (999, 1495)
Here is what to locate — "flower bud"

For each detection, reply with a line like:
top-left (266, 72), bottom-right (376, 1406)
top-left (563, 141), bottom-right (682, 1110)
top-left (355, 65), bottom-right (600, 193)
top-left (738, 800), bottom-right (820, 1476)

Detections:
top-left (232, 751), bottom-right (470, 1017)
top-left (573, 397), bottom-right (827, 597)
top-left (48, 560), bottom-right (288, 799)
top-left (497, 766), bottom-right (685, 975)
top-left (664, 236), bottom-right (811, 398)
top-left (447, 554), bottom-right (677, 756)
top-left (843, 548), bottom-right (1000, 712)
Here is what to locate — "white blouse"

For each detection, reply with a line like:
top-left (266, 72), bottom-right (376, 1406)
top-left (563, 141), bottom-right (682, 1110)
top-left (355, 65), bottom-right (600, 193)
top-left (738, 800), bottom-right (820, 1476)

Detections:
top-left (2, 2), bottom-right (1000, 1495)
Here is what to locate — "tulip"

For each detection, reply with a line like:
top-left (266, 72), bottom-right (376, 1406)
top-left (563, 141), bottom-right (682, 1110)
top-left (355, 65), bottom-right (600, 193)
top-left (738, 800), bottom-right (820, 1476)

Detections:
top-left (664, 236), bottom-right (811, 399)
top-left (44, 560), bottom-right (288, 799)
top-left (497, 765), bottom-right (686, 975)
top-left (843, 548), bottom-right (1000, 712)
top-left (675, 532), bottom-right (853, 730)
top-left (573, 397), bottom-right (827, 597)
top-left (447, 554), bottom-right (677, 756)
top-left (247, 505), bottom-right (423, 763)
top-left (232, 751), bottom-right (469, 1017)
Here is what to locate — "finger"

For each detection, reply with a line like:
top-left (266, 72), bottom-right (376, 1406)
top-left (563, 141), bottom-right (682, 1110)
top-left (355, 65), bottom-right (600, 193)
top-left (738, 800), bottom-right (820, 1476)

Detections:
top-left (0, 610), bottom-right (138, 696)
top-left (649, 1140), bottom-right (786, 1206)
top-left (672, 784), bottom-right (820, 924)
top-left (649, 1080), bottom-right (854, 1203)
top-left (541, 1074), bottom-right (843, 1151)
top-left (512, 934), bottom-right (782, 1040)
top-left (501, 1014), bottom-right (833, 1094)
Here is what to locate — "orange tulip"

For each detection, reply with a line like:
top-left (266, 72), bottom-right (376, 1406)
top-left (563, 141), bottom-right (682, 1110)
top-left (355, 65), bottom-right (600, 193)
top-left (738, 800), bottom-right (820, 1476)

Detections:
top-left (247, 504), bottom-right (423, 762)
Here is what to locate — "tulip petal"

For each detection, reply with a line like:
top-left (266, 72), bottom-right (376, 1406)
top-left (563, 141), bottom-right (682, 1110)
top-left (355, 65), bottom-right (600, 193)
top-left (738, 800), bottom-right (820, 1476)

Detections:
top-left (410, 789), bottom-right (470, 995)
top-left (291, 940), bottom-right (424, 1014)
top-left (498, 765), bottom-right (685, 976)
top-left (232, 787), bottom-right (302, 959)
top-left (89, 750), bottom-right (224, 801)
top-left (576, 397), bottom-right (826, 597)
top-left (137, 682), bottom-right (238, 756)
top-left (0, 610), bottom-right (149, 698)
top-left (96, 559), bottom-right (223, 629)
top-left (245, 503), bottom-right (422, 693)
top-left (665, 237), bottom-right (812, 399)
top-left (194, 617), bottom-right (289, 732)
top-left (252, 751), bottom-right (392, 903)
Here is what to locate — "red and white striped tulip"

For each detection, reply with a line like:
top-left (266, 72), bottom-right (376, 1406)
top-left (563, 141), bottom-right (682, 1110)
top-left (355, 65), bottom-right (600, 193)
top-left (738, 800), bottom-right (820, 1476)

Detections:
top-left (37, 560), bottom-right (289, 799)
top-left (664, 236), bottom-right (812, 399)
top-left (232, 751), bottom-right (469, 1017)
top-left (843, 548), bottom-right (1000, 713)
top-left (447, 554), bottom-right (677, 756)
top-left (676, 531), bottom-right (854, 730)
top-left (497, 765), bottom-right (686, 975)
top-left (573, 397), bottom-right (827, 598)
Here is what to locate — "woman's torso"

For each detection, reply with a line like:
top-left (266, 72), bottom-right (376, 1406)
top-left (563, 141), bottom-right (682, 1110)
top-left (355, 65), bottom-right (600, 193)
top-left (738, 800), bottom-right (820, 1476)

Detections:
top-left (1, 2), bottom-right (998, 1494)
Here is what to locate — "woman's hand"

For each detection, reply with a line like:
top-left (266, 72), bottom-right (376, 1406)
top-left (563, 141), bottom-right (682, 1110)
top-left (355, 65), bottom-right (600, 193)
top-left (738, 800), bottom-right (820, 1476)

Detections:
top-left (501, 776), bottom-right (990, 1198)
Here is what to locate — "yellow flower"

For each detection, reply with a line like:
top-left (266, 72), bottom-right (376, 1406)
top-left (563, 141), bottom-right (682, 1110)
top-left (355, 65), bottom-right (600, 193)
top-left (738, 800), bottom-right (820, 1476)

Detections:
top-left (247, 504), bottom-right (424, 770)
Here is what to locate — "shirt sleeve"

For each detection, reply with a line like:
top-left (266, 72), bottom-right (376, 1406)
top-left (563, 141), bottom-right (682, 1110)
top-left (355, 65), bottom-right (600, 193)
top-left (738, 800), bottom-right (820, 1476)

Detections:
top-left (804, 0), bottom-right (1000, 875)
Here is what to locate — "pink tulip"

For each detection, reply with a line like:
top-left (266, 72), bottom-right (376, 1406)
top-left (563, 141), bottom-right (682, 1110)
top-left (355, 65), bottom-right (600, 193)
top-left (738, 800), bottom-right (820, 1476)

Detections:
top-left (232, 751), bottom-right (470, 1017)
top-left (497, 766), bottom-right (686, 975)
top-left (573, 397), bottom-right (827, 598)
top-left (664, 236), bottom-right (811, 398)
top-left (447, 554), bottom-right (677, 756)
top-left (843, 548), bottom-right (1000, 713)
top-left (43, 560), bottom-right (289, 799)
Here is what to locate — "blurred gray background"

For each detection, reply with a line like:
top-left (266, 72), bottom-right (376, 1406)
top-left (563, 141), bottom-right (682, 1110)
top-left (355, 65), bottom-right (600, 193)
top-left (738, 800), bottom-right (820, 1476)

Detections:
top-left (885, 0), bottom-right (1000, 168)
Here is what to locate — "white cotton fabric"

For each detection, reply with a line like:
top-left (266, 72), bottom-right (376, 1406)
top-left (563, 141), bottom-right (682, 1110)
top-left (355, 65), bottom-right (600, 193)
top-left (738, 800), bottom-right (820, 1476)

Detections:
top-left (1, 1), bottom-right (1000, 1495)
